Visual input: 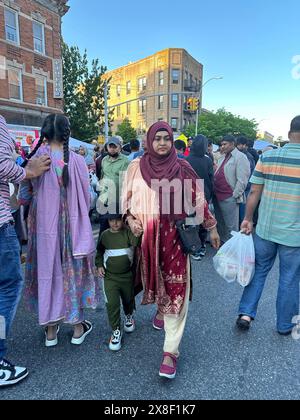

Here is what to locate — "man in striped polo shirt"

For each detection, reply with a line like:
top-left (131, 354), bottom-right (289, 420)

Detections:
top-left (0, 115), bottom-right (50, 387)
top-left (237, 116), bottom-right (300, 335)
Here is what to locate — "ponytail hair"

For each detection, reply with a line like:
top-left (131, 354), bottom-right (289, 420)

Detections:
top-left (62, 125), bottom-right (70, 188)
top-left (53, 113), bottom-right (70, 188)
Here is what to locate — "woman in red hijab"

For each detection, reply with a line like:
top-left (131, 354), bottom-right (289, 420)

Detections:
top-left (123, 122), bottom-right (220, 379)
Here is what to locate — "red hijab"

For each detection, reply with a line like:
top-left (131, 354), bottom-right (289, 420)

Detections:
top-left (140, 122), bottom-right (200, 218)
top-left (140, 122), bottom-right (197, 185)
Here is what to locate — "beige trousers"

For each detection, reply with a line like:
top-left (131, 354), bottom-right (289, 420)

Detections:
top-left (163, 261), bottom-right (191, 357)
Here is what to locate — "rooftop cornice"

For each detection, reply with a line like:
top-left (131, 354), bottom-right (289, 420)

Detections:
top-left (33, 0), bottom-right (69, 17)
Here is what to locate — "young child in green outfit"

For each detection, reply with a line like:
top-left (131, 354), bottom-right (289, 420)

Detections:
top-left (96, 209), bottom-right (141, 351)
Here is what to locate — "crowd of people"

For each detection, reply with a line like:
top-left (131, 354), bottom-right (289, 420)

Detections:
top-left (0, 112), bottom-right (299, 387)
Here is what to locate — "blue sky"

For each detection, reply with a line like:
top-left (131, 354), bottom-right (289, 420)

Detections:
top-left (63, 0), bottom-right (300, 138)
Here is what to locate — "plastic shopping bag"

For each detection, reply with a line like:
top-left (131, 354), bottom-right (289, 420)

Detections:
top-left (213, 232), bottom-right (255, 287)
top-left (89, 184), bottom-right (98, 210)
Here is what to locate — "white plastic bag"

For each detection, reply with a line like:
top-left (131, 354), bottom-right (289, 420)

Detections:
top-left (89, 184), bottom-right (98, 210)
top-left (213, 232), bottom-right (255, 287)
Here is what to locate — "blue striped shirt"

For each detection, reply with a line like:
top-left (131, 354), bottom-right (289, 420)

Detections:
top-left (0, 115), bottom-right (26, 228)
top-left (250, 143), bottom-right (300, 247)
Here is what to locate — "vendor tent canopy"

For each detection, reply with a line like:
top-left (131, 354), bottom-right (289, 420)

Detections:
top-left (69, 137), bottom-right (94, 151)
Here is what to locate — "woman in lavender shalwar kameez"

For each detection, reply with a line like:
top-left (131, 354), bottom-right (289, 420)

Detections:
top-left (20, 114), bottom-right (99, 347)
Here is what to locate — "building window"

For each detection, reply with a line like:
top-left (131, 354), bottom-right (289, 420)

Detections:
top-left (116, 84), bottom-right (121, 97)
top-left (159, 71), bottom-right (164, 86)
top-left (5, 9), bottom-right (19, 44)
top-left (171, 94), bottom-right (179, 109)
top-left (138, 77), bottom-right (146, 92)
top-left (158, 95), bottom-right (164, 110)
top-left (171, 118), bottom-right (178, 132)
top-left (8, 67), bottom-right (22, 101)
top-left (185, 70), bottom-right (189, 81)
top-left (138, 121), bottom-right (146, 133)
top-left (172, 69), bottom-right (180, 84)
top-left (33, 21), bottom-right (45, 54)
top-left (127, 102), bottom-right (131, 115)
top-left (36, 75), bottom-right (47, 106)
top-left (190, 74), bottom-right (193, 87)
top-left (139, 99), bottom-right (146, 113)
top-left (117, 106), bottom-right (121, 117)
top-left (126, 81), bottom-right (131, 95)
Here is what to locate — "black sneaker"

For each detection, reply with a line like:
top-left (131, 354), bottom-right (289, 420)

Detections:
top-left (124, 314), bottom-right (135, 333)
top-left (236, 316), bottom-right (251, 331)
top-left (0, 359), bottom-right (28, 387)
top-left (278, 330), bottom-right (292, 336)
top-left (199, 245), bottom-right (207, 258)
top-left (191, 253), bottom-right (202, 261)
top-left (109, 328), bottom-right (122, 351)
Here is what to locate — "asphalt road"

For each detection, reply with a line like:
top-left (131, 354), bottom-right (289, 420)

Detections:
top-left (2, 242), bottom-right (300, 400)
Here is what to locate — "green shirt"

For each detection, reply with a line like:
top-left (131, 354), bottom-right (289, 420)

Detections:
top-left (98, 154), bottom-right (129, 205)
top-left (250, 144), bottom-right (300, 247)
top-left (96, 228), bottom-right (140, 277)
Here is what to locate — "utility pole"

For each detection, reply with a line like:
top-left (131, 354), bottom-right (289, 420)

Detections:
top-left (104, 80), bottom-right (109, 142)
top-left (195, 77), bottom-right (223, 136)
top-left (195, 103), bottom-right (201, 137)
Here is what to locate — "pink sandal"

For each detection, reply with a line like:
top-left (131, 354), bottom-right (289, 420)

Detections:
top-left (159, 352), bottom-right (177, 379)
top-left (153, 313), bottom-right (164, 331)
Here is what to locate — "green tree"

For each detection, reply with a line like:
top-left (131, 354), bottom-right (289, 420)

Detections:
top-left (62, 41), bottom-right (111, 141)
top-left (183, 108), bottom-right (258, 144)
top-left (116, 118), bottom-right (137, 144)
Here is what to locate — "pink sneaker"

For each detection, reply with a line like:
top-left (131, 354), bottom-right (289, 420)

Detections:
top-left (153, 313), bottom-right (164, 330)
top-left (159, 352), bottom-right (177, 379)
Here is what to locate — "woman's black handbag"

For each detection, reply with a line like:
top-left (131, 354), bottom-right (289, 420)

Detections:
top-left (175, 219), bottom-right (202, 255)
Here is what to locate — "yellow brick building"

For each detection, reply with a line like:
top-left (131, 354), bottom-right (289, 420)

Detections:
top-left (257, 131), bottom-right (275, 143)
top-left (104, 48), bottom-right (203, 134)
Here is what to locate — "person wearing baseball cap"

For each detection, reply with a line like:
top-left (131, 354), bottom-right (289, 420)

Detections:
top-left (96, 137), bottom-right (129, 235)
top-left (107, 137), bottom-right (122, 148)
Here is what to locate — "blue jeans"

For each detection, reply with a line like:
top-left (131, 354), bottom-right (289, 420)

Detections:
top-left (0, 223), bottom-right (24, 360)
top-left (238, 234), bottom-right (300, 333)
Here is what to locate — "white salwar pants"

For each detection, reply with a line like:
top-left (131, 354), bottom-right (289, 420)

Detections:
top-left (163, 260), bottom-right (191, 357)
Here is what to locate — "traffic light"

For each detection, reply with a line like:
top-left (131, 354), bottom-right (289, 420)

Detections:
top-left (186, 97), bottom-right (193, 111)
top-left (193, 98), bottom-right (200, 111)
top-left (186, 97), bottom-right (199, 111)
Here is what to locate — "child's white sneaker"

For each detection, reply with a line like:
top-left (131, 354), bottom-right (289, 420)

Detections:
top-left (124, 314), bottom-right (135, 333)
top-left (109, 328), bottom-right (122, 351)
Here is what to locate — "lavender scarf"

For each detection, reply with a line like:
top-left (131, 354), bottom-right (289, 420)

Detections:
top-left (36, 148), bottom-right (95, 261)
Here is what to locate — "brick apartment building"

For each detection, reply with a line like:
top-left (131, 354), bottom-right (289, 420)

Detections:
top-left (104, 48), bottom-right (203, 134)
top-left (0, 0), bottom-right (69, 127)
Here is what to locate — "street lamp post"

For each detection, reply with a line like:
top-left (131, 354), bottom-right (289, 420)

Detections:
top-left (195, 76), bottom-right (223, 137)
top-left (104, 81), bottom-right (109, 142)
